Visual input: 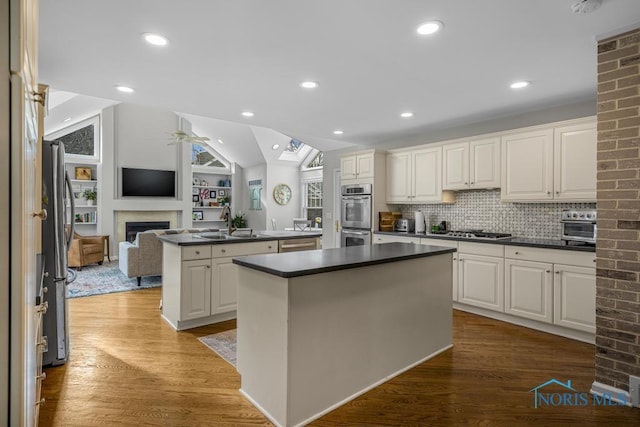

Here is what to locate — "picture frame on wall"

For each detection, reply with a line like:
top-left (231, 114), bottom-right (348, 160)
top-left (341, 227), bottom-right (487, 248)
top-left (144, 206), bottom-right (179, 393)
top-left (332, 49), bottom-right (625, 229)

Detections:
top-left (209, 190), bottom-right (216, 199)
top-left (193, 210), bottom-right (204, 221)
top-left (218, 189), bottom-right (225, 197)
top-left (74, 167), bottom-right (92, 180)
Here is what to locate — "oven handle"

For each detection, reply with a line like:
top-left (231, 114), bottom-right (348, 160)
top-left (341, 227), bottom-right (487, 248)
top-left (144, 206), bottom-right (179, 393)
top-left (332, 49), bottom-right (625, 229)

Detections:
top-left (560, 220), bottom-right (596, 224)
top-left (342, 230), bottom-right (369, 235)
top-left (342, 196), bottom-right (370, 201)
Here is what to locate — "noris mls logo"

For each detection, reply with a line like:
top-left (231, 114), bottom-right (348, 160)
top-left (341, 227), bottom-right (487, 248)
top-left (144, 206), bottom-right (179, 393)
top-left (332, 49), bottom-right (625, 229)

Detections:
top-left (530, 378), bottom-right (627, 408)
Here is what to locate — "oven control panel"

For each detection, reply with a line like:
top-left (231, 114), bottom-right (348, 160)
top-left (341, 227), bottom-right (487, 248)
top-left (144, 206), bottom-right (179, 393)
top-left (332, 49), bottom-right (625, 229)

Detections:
top-left (561, 209), bottom-right (596, 221)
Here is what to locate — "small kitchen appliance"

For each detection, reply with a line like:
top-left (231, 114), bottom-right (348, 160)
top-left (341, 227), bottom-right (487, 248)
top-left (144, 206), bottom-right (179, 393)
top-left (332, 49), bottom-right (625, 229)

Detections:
top-left (394, 218), bottom-right (415, 233)
top-left (561, 209), bottom-right (596, 244)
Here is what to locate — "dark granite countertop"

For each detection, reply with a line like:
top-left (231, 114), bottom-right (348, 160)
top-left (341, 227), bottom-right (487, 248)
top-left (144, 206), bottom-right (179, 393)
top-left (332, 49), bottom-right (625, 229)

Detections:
top-left (373, 231), bottom-right (595, 253)
top-left (233, 242), bottom-right (456, 278)
top-left (158, 230), bottom-right (322, 246)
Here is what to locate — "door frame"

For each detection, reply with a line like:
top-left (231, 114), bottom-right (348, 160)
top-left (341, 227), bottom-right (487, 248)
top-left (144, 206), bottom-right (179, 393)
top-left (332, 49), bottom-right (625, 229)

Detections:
top-left (333, 168), bottom-right (341, 247)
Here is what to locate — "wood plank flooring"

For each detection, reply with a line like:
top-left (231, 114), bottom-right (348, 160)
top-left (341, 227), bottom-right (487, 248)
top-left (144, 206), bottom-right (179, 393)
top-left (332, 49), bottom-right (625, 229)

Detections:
top-left (39, 288), bottom-right (639, 426)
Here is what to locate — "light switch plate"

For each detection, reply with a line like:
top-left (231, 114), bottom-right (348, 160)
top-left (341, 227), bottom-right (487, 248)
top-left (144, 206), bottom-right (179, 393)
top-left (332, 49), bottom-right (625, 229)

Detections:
top-left (630, 375), bottom-right (640, 408)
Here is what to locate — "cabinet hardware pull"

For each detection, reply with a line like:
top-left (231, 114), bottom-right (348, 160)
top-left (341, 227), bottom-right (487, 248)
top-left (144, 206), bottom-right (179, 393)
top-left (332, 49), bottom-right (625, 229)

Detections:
top-left (206, 265), bottom-right (210, 269)
top-left (470, 182), bottom-right (474, 184)
top-left (547, 191), bottom-right (551, 195)
top-left (221, 249), bottom-right (226, 253)
top-left (31, 209), bottom-right (47, 220)
top-left (195, 251), bottom-right (200, 255)
top-left (514, 251), bottom-right (519, 254)
top-left (464, 182), bottom-right (468, 185)
top-left (555, 271), bottom-right (560, 274)
top-left (556, 191), bottom-right (560, 195)
top-left (453, 257), bottom-right (457, 260)
top-left (546, 270), bottom-right (550, 273)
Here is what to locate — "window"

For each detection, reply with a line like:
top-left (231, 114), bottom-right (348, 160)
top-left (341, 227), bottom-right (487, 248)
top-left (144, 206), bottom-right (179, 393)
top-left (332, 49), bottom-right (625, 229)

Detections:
top-left (46, 115), bottom-right (100, 161)
top-left (303, 181), bottom-right (323, 228)
top-left (191, 144), bottom-right (226, 167)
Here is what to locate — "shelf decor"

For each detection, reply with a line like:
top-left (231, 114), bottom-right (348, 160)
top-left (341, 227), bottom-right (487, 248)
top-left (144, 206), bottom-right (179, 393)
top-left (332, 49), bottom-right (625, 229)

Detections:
top-left (75, 167), bottom-right (92, 180)
top-left (193, 210), bottom-right (204, 221)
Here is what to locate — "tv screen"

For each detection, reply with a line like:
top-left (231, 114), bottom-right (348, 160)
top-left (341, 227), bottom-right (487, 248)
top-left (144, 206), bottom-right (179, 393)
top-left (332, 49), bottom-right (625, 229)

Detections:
top-left (122, 167), bottom-right (176, 197)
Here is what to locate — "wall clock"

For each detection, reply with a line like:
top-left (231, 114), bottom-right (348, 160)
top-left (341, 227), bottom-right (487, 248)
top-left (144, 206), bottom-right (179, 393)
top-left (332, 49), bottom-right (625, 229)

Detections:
top-left (273, 183), bottom-right (292, 205)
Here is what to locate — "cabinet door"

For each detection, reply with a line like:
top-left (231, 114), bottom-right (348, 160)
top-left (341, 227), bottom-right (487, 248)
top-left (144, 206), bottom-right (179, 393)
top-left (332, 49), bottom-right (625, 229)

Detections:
top-left (553, 122), bottom-right (596, 201)
top-left (470, 138), bottom-right (500, 189)
top-left (180, 260), bottom-right (211, 321)
top-left (458, 254), bottom-right (504, 311)
top-left (340, 155), bottom-right (357, 180)
top-left (504, 259), bottom-right (553, 323)
top-left (413, 147), bottom-right (442, 202)
top-left (443, 142), bottom-right (469, 190)
top-left (421, 238), bottom-right (459, 301)
top-left (553, 265), bottom-right (595, 333)
top-left (386, 152), bottom-right (412, 203)
top-left (373, 234), bottom-right (420, 244)
top-left (501, 129), bottom-right (553, 201)
top-left (211, 257), bottom-right (239, 314)
top-left (356, 153), bottom-right (374, 179)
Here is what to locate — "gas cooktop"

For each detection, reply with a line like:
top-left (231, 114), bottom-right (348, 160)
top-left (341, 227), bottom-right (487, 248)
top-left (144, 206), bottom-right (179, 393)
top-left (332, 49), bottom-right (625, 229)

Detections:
top-left (434, 230), bottom-right (512, 240)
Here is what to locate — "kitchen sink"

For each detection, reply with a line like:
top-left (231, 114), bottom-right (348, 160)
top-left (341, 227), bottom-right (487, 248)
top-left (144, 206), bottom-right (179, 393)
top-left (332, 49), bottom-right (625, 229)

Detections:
top-left (195, 233), bottom-right (239, 240)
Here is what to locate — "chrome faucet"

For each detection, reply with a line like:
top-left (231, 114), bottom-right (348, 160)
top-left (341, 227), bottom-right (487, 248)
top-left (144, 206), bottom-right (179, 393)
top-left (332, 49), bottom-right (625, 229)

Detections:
top-left (220, 205), bottom-right (236, 235)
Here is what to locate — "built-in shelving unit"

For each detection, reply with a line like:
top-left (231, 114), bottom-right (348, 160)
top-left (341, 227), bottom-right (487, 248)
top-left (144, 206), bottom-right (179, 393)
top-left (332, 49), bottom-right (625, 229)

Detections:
top-left (65, 160), bottom-right (99, 235)
top-left (192, 167), bottom-right (232, 227)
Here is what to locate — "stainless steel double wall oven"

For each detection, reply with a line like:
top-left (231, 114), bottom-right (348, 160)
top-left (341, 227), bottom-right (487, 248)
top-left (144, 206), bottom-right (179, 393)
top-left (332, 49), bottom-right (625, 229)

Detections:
top-left (340, 184), bottom-right (372, 246)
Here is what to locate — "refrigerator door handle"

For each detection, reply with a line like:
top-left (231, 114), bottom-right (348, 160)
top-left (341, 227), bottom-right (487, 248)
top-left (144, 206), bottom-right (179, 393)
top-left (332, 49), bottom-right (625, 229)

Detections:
top-left (65, 170), bottom-right (75, 247)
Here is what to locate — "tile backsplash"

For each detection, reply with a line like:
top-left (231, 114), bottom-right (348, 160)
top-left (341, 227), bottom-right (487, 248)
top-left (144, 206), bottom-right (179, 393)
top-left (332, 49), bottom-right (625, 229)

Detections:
top-left (390, 190), bottom-right (595, 239)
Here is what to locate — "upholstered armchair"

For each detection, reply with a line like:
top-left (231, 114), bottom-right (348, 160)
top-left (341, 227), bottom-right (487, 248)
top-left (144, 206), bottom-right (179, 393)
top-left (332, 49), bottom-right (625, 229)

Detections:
top-left (67, 231), bottom-right (104, 270)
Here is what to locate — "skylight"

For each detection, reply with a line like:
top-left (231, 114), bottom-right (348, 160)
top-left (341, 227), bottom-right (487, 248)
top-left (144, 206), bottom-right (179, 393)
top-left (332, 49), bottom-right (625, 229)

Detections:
top-left (285, 138), bottom-right (304, 153)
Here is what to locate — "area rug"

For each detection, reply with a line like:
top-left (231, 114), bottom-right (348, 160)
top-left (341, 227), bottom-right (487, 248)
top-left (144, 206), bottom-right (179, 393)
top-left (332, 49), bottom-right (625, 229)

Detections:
top-left (198, 329), bottom-right (237, 367)
top-left (67, 262), bottom-right (161, 298)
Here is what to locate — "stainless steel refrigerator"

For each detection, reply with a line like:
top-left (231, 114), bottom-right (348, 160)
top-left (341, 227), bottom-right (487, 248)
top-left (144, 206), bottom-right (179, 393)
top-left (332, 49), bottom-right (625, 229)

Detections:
top-left (41, 140), bottom-right (75, 366)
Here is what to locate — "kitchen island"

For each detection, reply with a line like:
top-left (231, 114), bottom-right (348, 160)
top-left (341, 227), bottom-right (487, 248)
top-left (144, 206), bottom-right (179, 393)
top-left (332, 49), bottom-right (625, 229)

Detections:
top-left (158, 230), bottom-right (321, 330)
top-left (233, 242), bottom-right (455, 427)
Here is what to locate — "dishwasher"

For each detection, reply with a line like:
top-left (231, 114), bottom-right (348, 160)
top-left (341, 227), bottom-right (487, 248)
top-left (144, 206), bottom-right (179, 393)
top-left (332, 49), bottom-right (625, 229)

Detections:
top-left (278, 238), bottom-right (320, 253)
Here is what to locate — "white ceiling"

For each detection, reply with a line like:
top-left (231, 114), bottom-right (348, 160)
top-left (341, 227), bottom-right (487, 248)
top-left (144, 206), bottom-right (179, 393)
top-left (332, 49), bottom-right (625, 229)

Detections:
top-left (40, 0), bottom-right (640, 158)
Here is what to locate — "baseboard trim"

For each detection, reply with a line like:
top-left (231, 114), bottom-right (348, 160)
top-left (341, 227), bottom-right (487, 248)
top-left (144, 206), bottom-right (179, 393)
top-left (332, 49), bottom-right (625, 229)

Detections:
top-left (591, 381), bottom-right (633, 407)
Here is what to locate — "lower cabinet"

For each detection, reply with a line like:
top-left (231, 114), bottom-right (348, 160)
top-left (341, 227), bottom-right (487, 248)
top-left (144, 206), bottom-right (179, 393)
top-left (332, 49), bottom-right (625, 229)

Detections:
top-left (458, 253), bottom-right (504, 311)
top-left (504, 259), bottom-right (553, 324)
top-left (180, 259), bottom-right (212, 321)
top-left (553, 264), bottom-right (596, 333)
top-left (421, 237), bottom-right (459, 301)
top-left (211, 257), bottom-right (239, 315)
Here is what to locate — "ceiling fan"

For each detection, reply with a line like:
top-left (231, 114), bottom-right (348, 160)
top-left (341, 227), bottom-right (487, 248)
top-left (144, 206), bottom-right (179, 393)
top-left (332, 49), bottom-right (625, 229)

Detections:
top-left (168, 130), bottom-right (211, 148)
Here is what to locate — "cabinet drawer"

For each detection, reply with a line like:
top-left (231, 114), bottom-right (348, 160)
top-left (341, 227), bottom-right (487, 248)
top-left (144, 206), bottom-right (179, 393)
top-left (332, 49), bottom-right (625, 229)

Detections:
top-left (458, 242), bottom-right (504, 257)
top-left (278, 238), bottom-right (319, 252)
top-left (211, 240), bottom-right (278, 258)
top-left (420, 238), bottom-right (458, 249)
top-left (374, 234), bottom-right (420, 244)
top-left (505, 246), bottom-right (595, 268)
top-left (182, 245), bottom-right (212, 261)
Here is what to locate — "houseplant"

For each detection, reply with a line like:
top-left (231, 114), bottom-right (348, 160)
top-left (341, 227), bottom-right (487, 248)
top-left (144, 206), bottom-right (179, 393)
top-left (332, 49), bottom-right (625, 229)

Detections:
top-left (232, 211), bottom-right (247, 228)
top-left (82, 188), bottom-right (97, 206)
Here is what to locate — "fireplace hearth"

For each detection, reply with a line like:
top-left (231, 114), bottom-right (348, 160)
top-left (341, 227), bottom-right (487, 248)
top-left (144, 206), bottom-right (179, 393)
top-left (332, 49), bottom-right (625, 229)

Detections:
top-left (125, 221), bottom-right (170, 242)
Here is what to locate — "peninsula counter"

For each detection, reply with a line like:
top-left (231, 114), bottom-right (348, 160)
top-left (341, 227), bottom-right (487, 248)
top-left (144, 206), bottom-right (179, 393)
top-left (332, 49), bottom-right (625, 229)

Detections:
top-left (233, 242), bottom-right (455, 427)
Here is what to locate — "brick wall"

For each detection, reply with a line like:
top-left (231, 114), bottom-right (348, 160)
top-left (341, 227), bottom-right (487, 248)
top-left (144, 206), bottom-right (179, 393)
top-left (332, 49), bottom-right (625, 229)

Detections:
top-left (595, 27), bottom-right (640, 392)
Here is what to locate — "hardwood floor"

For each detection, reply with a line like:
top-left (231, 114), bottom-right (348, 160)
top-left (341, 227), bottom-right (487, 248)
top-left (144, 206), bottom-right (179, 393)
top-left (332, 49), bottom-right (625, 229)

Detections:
top-left (40, 288), bottom-right (638, 426)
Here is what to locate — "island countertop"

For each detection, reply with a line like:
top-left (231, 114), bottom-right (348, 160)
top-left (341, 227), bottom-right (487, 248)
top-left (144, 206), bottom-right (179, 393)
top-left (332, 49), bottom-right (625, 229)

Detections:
top-left (158, 230), bottom-right (321, 246)
top-left (232, 242), bottom-right (456, 278)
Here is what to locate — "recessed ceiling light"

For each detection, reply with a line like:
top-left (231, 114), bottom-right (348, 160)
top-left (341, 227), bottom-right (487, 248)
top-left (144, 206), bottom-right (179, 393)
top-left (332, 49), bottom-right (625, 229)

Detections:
top-left (400, 112), bottom-right (414, 118)
top-left (416, 21), bottom-right (443, 35)
top-left (63, 117), bottom-right (71, 123)
top-left (272, 144), bottom-right (280, 150)
top-left (115, 85), bottom-right (134, 93)
top-left (510, 81), bottom-right (531, 89)
top-left (300, 81), bottom-right (319, 89)
top-left (142, 33), bottom-right (169, 46)
top-left (241, 111), bottom-right (254, 117)
top-left (217, 138), bottom-right (224, 144)
top-left (333, 130), bottom-right (344, 135)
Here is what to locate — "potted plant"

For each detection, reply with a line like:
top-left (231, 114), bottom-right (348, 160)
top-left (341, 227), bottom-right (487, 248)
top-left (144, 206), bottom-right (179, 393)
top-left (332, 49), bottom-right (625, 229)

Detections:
top-left (232, 211), bottom-right (247, 228)
top-left (82, 188), bottom-right (97, 206)
top-left (220, 195), bottom-right (231, 206)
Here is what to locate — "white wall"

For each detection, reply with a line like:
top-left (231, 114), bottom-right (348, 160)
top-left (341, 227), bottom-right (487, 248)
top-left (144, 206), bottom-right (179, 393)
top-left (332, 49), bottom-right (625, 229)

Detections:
top-left (267, 164), bottom-right (300, 231)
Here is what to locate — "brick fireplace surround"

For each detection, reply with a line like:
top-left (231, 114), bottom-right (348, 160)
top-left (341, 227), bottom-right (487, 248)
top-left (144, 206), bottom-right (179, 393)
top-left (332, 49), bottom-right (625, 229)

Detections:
top-left (595, 27), bottom-right (640, 401)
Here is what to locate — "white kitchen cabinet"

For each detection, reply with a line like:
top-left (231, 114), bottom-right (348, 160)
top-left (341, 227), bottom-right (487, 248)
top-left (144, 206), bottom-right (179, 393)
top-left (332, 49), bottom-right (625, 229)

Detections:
top-left (501, 119), bottom-right (596, 202)
top-left (421, 238), bottom-right (459, 301)
top-left (443, 138), bottom-right (500, 190)
top-left (387, 147), bottom-right (445, 203)
top-left (180, 259), bottom-right (212, 321)
top-left (553, 264), bottom-right (596, 333)
top-left (504, 259), bottom-right (553, 324)
top-left (458, 253), bottom-right (504, 312)
top-left (553, 122), bottom-right (597, 201)
top-left (211, 257), bottom-right (239, 315)
top-left (340, 152), bottom-right (374, 181)
top-left (373, 234), bottom-right (420, 244)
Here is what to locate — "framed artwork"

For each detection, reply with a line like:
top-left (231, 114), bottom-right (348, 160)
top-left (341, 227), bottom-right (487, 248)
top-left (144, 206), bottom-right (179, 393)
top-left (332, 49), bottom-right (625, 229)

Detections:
top-left (71, 184), bottom-right (82, 199)
top-left (192, 210), bottom-right (204, 221)
top-left (192, 195), bottom-right (200, 202)
top-left (75, 167), bottom-right (92, 180)
top-left (218, 189), bottom-right (225, 197)
top-left (209, 190), bottom-right (217, 199)
top-left (198, 188), bottom-right (210, 200)
top-left (46, 115), bottom-right (100, 161)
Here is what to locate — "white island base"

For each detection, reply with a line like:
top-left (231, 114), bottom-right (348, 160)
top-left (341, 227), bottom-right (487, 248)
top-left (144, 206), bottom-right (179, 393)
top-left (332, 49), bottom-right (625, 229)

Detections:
top-left (236, 251), bottom-right (453, 427)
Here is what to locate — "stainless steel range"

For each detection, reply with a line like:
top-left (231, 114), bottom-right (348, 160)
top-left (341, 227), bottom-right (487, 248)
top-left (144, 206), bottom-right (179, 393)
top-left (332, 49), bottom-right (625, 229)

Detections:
top-left (434, 230), bottom-right (512, 240)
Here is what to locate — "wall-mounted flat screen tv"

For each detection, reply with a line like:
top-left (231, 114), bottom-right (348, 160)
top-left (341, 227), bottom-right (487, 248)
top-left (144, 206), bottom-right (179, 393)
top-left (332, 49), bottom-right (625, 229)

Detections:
top-left (121, 167), bottom-right (176, 197)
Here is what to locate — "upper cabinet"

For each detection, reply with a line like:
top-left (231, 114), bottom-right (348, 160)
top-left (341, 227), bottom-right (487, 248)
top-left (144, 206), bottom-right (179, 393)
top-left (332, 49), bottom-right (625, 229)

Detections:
top-left (501, 119), bottom-right (596, 202)
top-left (443, 138), bottom-right (500, 190)
top-left (340, 152), bottom-right (374, 181)
top-left (387, 146), bottom-right (451, 204)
